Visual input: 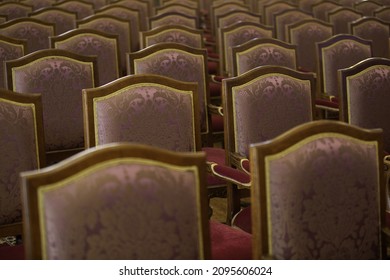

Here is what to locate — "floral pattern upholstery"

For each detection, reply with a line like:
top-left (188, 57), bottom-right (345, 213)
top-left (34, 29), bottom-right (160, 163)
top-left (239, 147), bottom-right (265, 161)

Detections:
top-left (54, 1), bottom-right (94, 19)
top-left (274, 9), bottom-right (312, 41)
top-left (0, 37), bottom-right (24, 89)
top-left (233, 73), bottom-right (313, 157)
top-left (0, 3), bottom-right (32, 20)
top-left (150, 14), bottom-right (197, 29)
top-left (11, 56), bottom-right (95, 152)
top-left (263, 2), bottom-right (296, 25)
top-left (217, 12), bottom-right (261, 30)
top-left (328, 8), bottom-right (362, 35)
top-left (53, 32), bottom-right (120, 86)
top-left (0, 98), bottom-right (39, 226)
top-left (351, 19), bottom-right (390, 59)
top-left (265, 135), bottom-right (381, 259)
top-left (133, 50), bottom-right (208, 135)
top-left (39, 160), bottom-right (203, 259)
top-left (30, 8), bottom-right (77, 35)
top-left (321, 38), bottom-right (371, 97)
top-left (346, 65), bottom-right (390, 152)
top-left (0, 20), bottom-right (54, 53)
top-left (94, 84), bottom-right (197, 152)
top-left (144, 30), bottom-right (202, 49)
top-left (234, 43), bottom-right (297, 76)
top-left (288, 19), bottom-right (333, 73)
top-left (113, 0), bottom-right (149, 31)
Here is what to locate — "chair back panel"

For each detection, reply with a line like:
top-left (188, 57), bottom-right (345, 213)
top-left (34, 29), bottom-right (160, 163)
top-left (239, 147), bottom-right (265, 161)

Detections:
top-left (0, 2), bottom-right (33, 20)
top-left (83, 75), bottom-right (199, 152)
top-left (224, 66), bottom-right (315, 158)
top-left (250, 121), bottom-right (385, 259)
top-left (339, 58), bottom-right (390, 152)
top-left (53, 0), bottom-right (94, 19)
top-left (274, 8), bottom-right (312, 41)
top-left (6, 50), bottom-right (97, 152)
top-left (128, 44), bottom-right (209, 136)
top-left (29, 7), bottom-right (77, 35)
top-left (0, 90), bottom-right (44, 232)
top-left (149, 12), bottom-right (198, 29)
top-left (21, 143), bottom-right (209, 259)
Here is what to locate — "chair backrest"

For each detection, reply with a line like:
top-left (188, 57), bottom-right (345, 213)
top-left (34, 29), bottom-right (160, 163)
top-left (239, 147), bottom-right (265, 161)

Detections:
top-left (298, 0), bottom-right (321, 12)
top-left (77, 14), bottom-right (132, 76)
top-left (127, 43), bottom-right (211, 144)
top-left (219, 22), bottom-right (274, 76)
top-left (316, 34), bottom-right (372, 99)
top-left (223, 65), bottom-right (316, 160)
top-left (83, 74), bottom-right (201, 151)
top-left (0, 2), bottom-right (33, 20)
top-left (210, 1), bottom-right (249, 35)
top-left (0, 35), bottom-right (26, 89)
top-left (112, 0), bottom-right (150, 31)
top-left (53, 0), bottom-right (94, 19)
top-left (338, 57), bottom-right (390, 153)
top-left (155, 3), bottom-right (198, 17)
top-left (0, 89), bottom-right (45, 237)
top-left (21, 0), bottom-right (56, 11)
top-left (350, 17), bottom-right (390, 59)
top-left (287, 18), bottom-right (333, 73)
top-left (353, 0), bottom-right (381, 16)
top-left (273, 8), bottom-right (312, 41)
top-left (327, 7), bottom-right (362, 35)
top-left (312, 0), bottom-right (341, 21)
top-left (5, 49), bottom-right (98, 162)
top-left (231, 37), bottom-right (298, 76)
top-left (21, 143), bottom-right (210, 259)
top-left (250, 120), bottom-right (387, 259)
top-left (50, 28), bottom-right (120, 86)
top-left (149, 11), bottom-right (198, 29)
top-left (140, 24), bottom-right (204, 49)
top-left (0, 18), bottom-right (55, 54)
top-left (84, 0), bottom-right (107, 10)
top-left (263, 1), bottom-right (297, 26)
top-left (94, 5), bottom-right (141, 52)
top-left (374, 6), bottom-right (390, 23)
top-left (216, 10), bottom-right (262, 31)
top-left (28, 7), bottom-right (78, 35)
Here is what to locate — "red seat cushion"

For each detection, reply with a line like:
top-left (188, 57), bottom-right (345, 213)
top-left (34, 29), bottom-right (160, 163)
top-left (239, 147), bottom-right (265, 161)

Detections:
top-left (232, 206), bottom-right (252, 234)
top-left (210, 220), bottom-right (252, 259)
top-left (209, 80), bottom-right (221, 98)
top-left (0, 244), bottom-right (25, 260)
top-left (211, 114), bottom-right (223, 132)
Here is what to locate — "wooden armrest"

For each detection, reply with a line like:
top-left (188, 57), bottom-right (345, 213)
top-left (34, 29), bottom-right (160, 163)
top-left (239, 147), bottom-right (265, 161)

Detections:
top-left (230, 152), bottom-right (249, 174)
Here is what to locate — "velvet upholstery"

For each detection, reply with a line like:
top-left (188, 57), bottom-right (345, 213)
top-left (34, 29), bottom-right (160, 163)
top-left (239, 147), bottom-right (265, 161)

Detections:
top-left (250, 120), bottom-right (387, 259)
top-left (0, 2), bottom-right (33, 20)
top-left (21, 0), bottom-right (56, 11)
top-left (287, 18), bottom-right (333, 73)
top-left (149, 12), bottom-right (198, 30)
top-left (353, 0), bottom-right (381, 16)
top-left (350, 17), bottom-right (390, 59)
top-left (21, 143), bottom-right (211, 259)
top-left (312, 0), bottom-right (341, 21)
top-left (83, 74), bottom-right (200, 152)
top-left (210, 2), bottom-right (249, 35)
top-left (29, 7), bottom-right (77, 35)
top-left (219, 22), bottom-right (274, 76)
top-left (77, 15), bottom-right (132, 75)
top-left (263, 1), bottom-right (297, 25)
top-left (0, 18), bottom-right (55, 54)
top-left (273, 8), bottom-right (312, 41)
top-left (0, 89), bottom-right (45, 237)
top-left (216, 10), bottom-right (262, 32)
top-left (374, 6), bottom-right (390, 23)
top-left (232, 38), bottom-right (297, 77)
top-left (0, 35), bottom-right (26, 89)
top-left (112, 0), bottom-right (150, 31)
top-left (338, 57), bottom-right (390, 153)
top-left (327, 7), bottom-right (362, 35)
top-left (53, 0), bottom-right (94, 19)
top-left (51, 29), bottom-right (120, 86)
top-left (155, 3), bottom-right (198, 17)
top-left (5, 49), bottom-right (98, 158)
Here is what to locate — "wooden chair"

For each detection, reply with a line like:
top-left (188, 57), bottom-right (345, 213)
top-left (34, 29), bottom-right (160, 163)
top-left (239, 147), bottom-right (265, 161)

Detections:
top-left (149, 11), bottom-right (199, 29)
top-left (28, 7), bottom-right (78, 35)
top-left (273, 8), bottom-right (312, 42)
top-left (354, 0), bottom-right (381, 16)
top-left (250, 120), bottom-right (389, 259)
top-left (53, 0), bottom-right (94, 20)
top-left (312, 0), bottom-right (341, 21)
top-left (111, 0), bottom-right (151, 31)
top-left (263, 1), bottom-right (297, 26)
top-left (0, 2), bottom-right (33, 20)
top-left (5, 49), bottom-right (98, 164)
top-left (327, 7), bottom-right (362, 35)
top-left (21, 0), bottom-right (56, 11)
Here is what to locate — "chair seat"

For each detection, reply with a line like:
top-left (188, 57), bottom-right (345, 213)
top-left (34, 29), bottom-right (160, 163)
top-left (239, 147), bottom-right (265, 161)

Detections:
top-left (211, 114), bottom-right (224, 132)
top-left (315, 98), bottom-right (339, 109)
top-left (0, 244), bottom-right (25, 260)
top-left (210, 220), bottom-right (252, 260)
top-left (232, 206), bottom-right (252, 234)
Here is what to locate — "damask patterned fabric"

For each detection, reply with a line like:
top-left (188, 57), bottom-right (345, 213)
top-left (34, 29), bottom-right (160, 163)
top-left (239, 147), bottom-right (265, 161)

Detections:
top-left (30, 9), bottom-right (77, 35)
top-left (145, 31), bottom-right (202, 49)
top-left (12, 57), bottom-right (95, 152)
top-left (0, 39), bottom-right (24, 89)
top-left (328, 9), bottom-right (362, 35)
top-left (0, 21), bottom-right (54, 53)
top-left (266, 136), bottom-right (380, 259)
top-left (94, 84), bottom-right (197, 152)
top-left (233, 74), bottom-right (313, 157)
top-left (0, 99), bottom-right (39, 226)
top-left (39, 160), bottom-right (203, 259)
top-left (54, 33), bottom-right (119, 85)
top-left (54, 1), bottom-right (94, 19)
top-left (346, 66), bottom-right (390, 152)
top-left (322, 40), bottom-right (371, 97)
top-left (235, 44), bottom-right (296, 76)
top-left (0, 3), bottom-right (32, 20)
top-left (133, 50), bottom-right (208, 135)
top-left (289, 21), bottom-right (333, 73)
top-left (274, 10), bottom-right (312, 41)
top-left (150, 15), bottom-right (197, 29)
top-left (223, 26), bottom-right (273, 76)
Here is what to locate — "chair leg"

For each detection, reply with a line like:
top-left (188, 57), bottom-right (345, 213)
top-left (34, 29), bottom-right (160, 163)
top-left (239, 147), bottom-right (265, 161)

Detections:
top-left (226, 184), bottom-right (242, 225)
